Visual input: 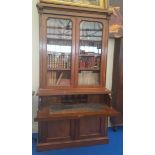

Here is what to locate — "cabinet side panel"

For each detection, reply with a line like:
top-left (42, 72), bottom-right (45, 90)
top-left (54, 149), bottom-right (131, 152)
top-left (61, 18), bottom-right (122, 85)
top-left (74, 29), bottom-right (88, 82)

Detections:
top-left (111, 38), bottom-right (123, 126)
top-left (38, 122), bottom-right (48, 143)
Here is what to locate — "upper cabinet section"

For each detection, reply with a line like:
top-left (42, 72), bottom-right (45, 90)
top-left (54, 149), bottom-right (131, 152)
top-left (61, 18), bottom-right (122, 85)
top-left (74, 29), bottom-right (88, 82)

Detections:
top-left (37, 3), bottom-right (111, 93)
top-left (47, 18), bottom-right (73, 87)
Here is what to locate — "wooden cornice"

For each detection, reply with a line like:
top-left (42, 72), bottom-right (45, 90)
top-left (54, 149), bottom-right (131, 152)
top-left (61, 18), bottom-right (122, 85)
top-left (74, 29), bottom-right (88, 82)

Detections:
top-left (37, 2), bottom-right (112, 19)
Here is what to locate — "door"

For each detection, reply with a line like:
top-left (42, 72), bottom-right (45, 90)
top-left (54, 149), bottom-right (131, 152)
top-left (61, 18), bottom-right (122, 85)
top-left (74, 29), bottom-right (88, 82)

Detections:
top-left (40, 15), bottom-right (76, 88)
top-left (78, 116), bottom-right (108, 139)
top-left (74, 18), bottom-right (109, 88)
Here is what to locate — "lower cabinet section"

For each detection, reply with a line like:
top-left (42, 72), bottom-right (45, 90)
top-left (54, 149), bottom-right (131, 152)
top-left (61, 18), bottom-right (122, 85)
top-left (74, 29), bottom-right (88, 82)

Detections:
top-left (35, 95), bottom-right (119, 151)
top-left (37, 116), bottom-right (109, 151)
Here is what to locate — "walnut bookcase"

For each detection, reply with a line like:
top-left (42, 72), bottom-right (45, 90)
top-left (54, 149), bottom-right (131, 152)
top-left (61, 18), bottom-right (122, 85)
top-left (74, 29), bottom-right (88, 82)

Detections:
top-left (35, 2), bottom-right (118, 151)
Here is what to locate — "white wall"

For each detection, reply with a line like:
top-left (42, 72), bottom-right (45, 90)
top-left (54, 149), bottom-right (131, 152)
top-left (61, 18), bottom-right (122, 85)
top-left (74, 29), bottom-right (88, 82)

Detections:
top-left (32, 0), bottom-right (115, 132)
top-left (32, 0), bottom-right (39, 132)
top-left (106, 39), bottom-right (115, 90)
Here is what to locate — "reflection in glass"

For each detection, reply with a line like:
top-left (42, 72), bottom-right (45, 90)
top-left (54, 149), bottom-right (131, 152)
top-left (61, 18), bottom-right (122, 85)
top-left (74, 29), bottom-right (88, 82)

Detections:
top-left (47, 18), bottom-right (72, 86)
top-left (78, 21), bottom-right (103, 86)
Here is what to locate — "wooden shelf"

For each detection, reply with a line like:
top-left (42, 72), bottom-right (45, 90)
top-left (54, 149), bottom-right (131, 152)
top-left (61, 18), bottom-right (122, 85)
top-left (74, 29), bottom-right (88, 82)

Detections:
top-left (79, 54), bottom-right (101, 57)
top-left (79, 68), bottom-right (99, 71)
top-left (37, 88), bottom-right (110, 96)
top-left (48, 68), bottom-right (71, 71)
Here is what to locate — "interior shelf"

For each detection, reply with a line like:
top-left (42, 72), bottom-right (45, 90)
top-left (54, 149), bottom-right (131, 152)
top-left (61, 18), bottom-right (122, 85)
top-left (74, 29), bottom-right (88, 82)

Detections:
top-left (79, 68), bottom-right (99, 71)
top-left (48, 68), bottom-right (71, 71)
top-left (79, 54), bottom-right (101, 57)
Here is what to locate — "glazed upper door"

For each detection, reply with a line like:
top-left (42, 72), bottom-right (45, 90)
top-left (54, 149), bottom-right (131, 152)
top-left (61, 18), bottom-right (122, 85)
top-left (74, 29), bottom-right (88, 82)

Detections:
top-left (40, 15), bottom-right (108, 89)
top-left (75, 18), bottom-right (108, 87)
top-left (42, 15), bottom-right (75, 88)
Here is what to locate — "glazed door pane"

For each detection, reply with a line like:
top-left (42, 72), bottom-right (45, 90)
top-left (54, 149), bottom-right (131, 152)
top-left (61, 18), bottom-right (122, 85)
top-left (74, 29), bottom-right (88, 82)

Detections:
top-left (78, 20), bottom-right (103, 86)
top-left (47, 18), bottom-right (72, 86)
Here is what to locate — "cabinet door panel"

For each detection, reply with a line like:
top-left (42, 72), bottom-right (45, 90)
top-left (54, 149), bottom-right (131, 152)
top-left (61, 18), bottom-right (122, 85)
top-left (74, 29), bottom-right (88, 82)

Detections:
top-left (46, 17), bottom-right (75, 87)
top-left (74, 18), bottom-right (108, 88)
top-left (47, 120), bottom-right (72, 142)
top-left (79, 116), bottom-right (107, 139)
top-left (78, 21), bottom-right (102, 86)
